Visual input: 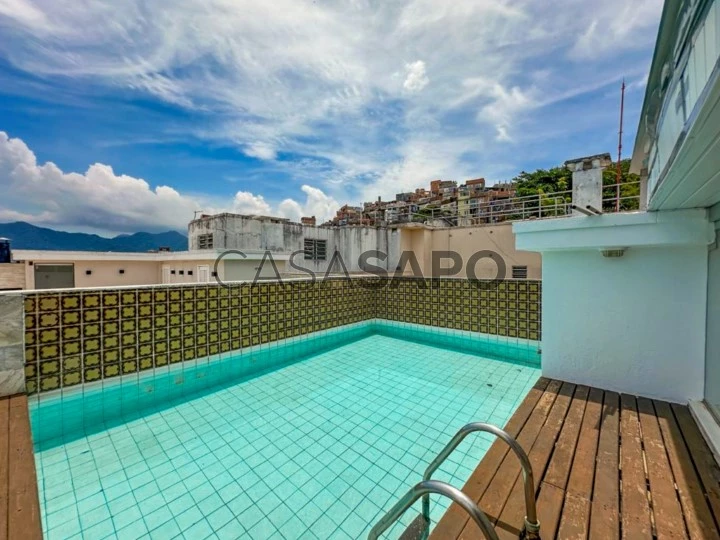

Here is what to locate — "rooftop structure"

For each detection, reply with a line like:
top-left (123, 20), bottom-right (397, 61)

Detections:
top-left (514, 0), bottom-right (720, 466)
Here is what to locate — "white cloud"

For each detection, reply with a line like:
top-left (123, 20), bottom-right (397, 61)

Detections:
top-left (278, 185), bottom-right (339, 224)
top-left (0, 0), bottom-right (49, 29)
top-left (0, 131), bottom-right (336, 233)
top-left (243, 142), bottom-right (277, 161)
top-left (568, 0), bottom-right (662, 59)
top-left (0, 131), bottom-right (200, 232)
top-left (403, 61), bottom-right (429, 92)
top-left (0, 0), bottom-right (663, 219)
top-left (231, 192), bottom-right (271, 215)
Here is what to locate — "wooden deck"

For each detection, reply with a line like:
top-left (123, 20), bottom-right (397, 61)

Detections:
top-left (430, 377), bottom-right (720, 539)
top-left (0, 394), bottom-right (42, 540)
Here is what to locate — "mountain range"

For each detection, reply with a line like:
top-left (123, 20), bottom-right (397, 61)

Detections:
top-left (0, 222), bottom-right (188, 252)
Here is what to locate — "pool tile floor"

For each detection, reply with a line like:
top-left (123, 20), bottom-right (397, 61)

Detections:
top-left (34, 334), bottom-right (539, 539)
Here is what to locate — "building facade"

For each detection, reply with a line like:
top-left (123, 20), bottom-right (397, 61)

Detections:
top-left (514, 0), bottom-right (720, 453)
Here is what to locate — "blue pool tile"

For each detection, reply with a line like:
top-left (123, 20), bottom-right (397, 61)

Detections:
top-left (32, 331), bottom-right (540, 539)
top-left (215, 518), bottom-right (245, 540)
top-left (237, 504), bottom-right (264, 530)
top-left (81, 517), bottom-right (116, 539)
top-left (206, 505), bottom-right (234, 531)
top-left (181, 518), bottom-right (214, 539)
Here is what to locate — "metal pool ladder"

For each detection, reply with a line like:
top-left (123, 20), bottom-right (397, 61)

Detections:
top-left (367, 422), bottom-right (541, 540)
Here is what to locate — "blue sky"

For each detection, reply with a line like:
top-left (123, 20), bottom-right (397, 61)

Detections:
top-left (0, 0), bottom-right (662, 235)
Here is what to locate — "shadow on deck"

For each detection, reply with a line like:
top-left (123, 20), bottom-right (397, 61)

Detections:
top-left (430, 377), bottom-right (720, 539)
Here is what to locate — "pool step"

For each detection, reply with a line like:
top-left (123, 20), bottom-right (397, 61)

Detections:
top-left (399, 514), bottom-right (428, 540)
top-left (367, 422), bottom-right (541, 540)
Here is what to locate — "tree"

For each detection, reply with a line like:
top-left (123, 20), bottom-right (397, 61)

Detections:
top-left (511, 159), bottom-right (640, 212)
top-left (601, 159), bottom-right (641, 211)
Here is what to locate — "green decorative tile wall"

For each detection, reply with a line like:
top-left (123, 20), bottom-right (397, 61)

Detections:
top-left (21, 277), bottom-right (540, 394)
top-left (378, 278), bottom-right (541, 340)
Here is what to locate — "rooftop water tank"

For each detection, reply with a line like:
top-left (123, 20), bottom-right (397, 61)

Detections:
top-left (0, 238), bottom-right (11, 263)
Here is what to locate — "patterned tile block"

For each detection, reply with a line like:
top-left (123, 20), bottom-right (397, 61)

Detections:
top-left (19, 277), bottom-right (541, 394)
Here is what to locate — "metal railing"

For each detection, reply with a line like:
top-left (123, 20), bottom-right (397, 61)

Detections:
top-left (407, 191), bottom-right (573, 227)
top-left (377, 181), bottom-right (642, 227)
top-left (367, 479), bottom-right (499, 540)
top-left (368, 423), bottom-right (540, 539)
top-left (420, 422), bottom-right (540, 539)
top-left (602, 180), bottom-right (641, 212)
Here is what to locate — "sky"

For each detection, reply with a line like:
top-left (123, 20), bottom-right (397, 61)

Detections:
top-left (0, 0), bottom-right (663, 236)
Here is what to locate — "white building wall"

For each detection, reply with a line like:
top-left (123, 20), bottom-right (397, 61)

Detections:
top-left (300, 227), bottom-right (401, 275)
top-left (705, 206), bottom-right (720, 412)
top-left (542, 245), bottom-right (708, 403)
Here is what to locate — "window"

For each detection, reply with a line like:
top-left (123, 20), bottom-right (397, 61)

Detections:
top-left (179, 270), bottom-right (184, 275)
top-left (303, 239), bottom-right (327, 261)
top-left (512, 265), bottom-right (528, 279)
top-left (198, 234), bottom-right (214, 250)
top-left (170, 270), bottom-right (176, 275)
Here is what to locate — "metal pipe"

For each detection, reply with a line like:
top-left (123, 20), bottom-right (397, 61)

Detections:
top-left (421, 423), bottom-right (540, 539)
top-left (368, 479), bottom-right (498, 540)
top-left (571, 204), bottom-right (593, 216)
top-left (586, 205), bottom-right (603, 215)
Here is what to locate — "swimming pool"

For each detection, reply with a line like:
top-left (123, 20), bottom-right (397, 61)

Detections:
top-left (31, 322), bottom-right (540, 539)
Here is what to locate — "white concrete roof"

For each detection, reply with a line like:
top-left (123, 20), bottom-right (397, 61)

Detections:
top-left (12, 249), bottom-right (293, 262)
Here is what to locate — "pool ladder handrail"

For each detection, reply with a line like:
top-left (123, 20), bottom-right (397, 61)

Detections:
top-left (421, 422), bottom-right (540, 539)
top-left (366, 479), bottom-right (499, 540)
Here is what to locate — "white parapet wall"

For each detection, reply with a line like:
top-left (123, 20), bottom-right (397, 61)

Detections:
top-left (514, 208), bottom-right (715, 403)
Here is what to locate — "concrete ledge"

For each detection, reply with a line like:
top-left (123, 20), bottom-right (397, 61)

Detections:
top-left (513, 208), bottom-right (715, 252)
top-left (689, 400), bottom-right (720, 465)
top-left (0, 294), bottom-right (24, 397)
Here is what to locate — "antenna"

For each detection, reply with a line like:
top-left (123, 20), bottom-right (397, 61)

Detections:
top-left (193, 210), bottom-right (204, 220)
top-left (616, 79), bottom-right (625, 212)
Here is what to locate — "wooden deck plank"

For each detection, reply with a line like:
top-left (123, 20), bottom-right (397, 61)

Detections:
top-left (564, 386), bottom-right (603, 499)
top-left (454, 379), bottom-right (564, 539)
top-left (637, 398), bottom-right (687, 539)
top-left (429, 377), bottom-right (551, 539)
top-left (475, 381), bottom-right (562, 516)
top-left (493, 382), bottom-right (575, 539)
top-left (557, 492), bottom-right (590, 540)
top-left (588, 390), bottom-right (620, 540)
top-left (7, 395), bottom-right (41, 540)
top-left (556, 386), bottom-right (603, 537)
top-left (0, 397), bottom-right (9, 540)
top-left (671, 404), bottom-right (720, 525)
top-left (619, 394), bottom-right (653, 539)
top-left (654, 400), bottom-right (719, 540)
top-left (543, 385), bottom-right (589, 490)
top-left (432, 380), bottom-right (720, 540)
top-left (535, 481), bottom-right (564, 540)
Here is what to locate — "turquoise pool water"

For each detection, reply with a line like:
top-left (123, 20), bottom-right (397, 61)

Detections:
top-left (31, 322), bottom-right (540, 539)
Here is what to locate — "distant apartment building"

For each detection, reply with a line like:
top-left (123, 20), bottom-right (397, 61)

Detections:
top-left (301, 216), bottom-right (316, 226)
top-left (362, 199), bottom-right (386, 226)
top-left (457, 190), bottom-right (471, 217)
top-left (331, 204), bottom-right (364, 226)
top-left (0, 247), bottom-right (254, 290)
top-left (395, 192), bottom-right (414, 203)
top-left (465, 178), bottom-right (486, 193)
top-left (384, 201), bottom-right (419, 224)
top-left (440, 200), bottom-right (457, 214)
top-left (0, 209), bottom-right (544, 290)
